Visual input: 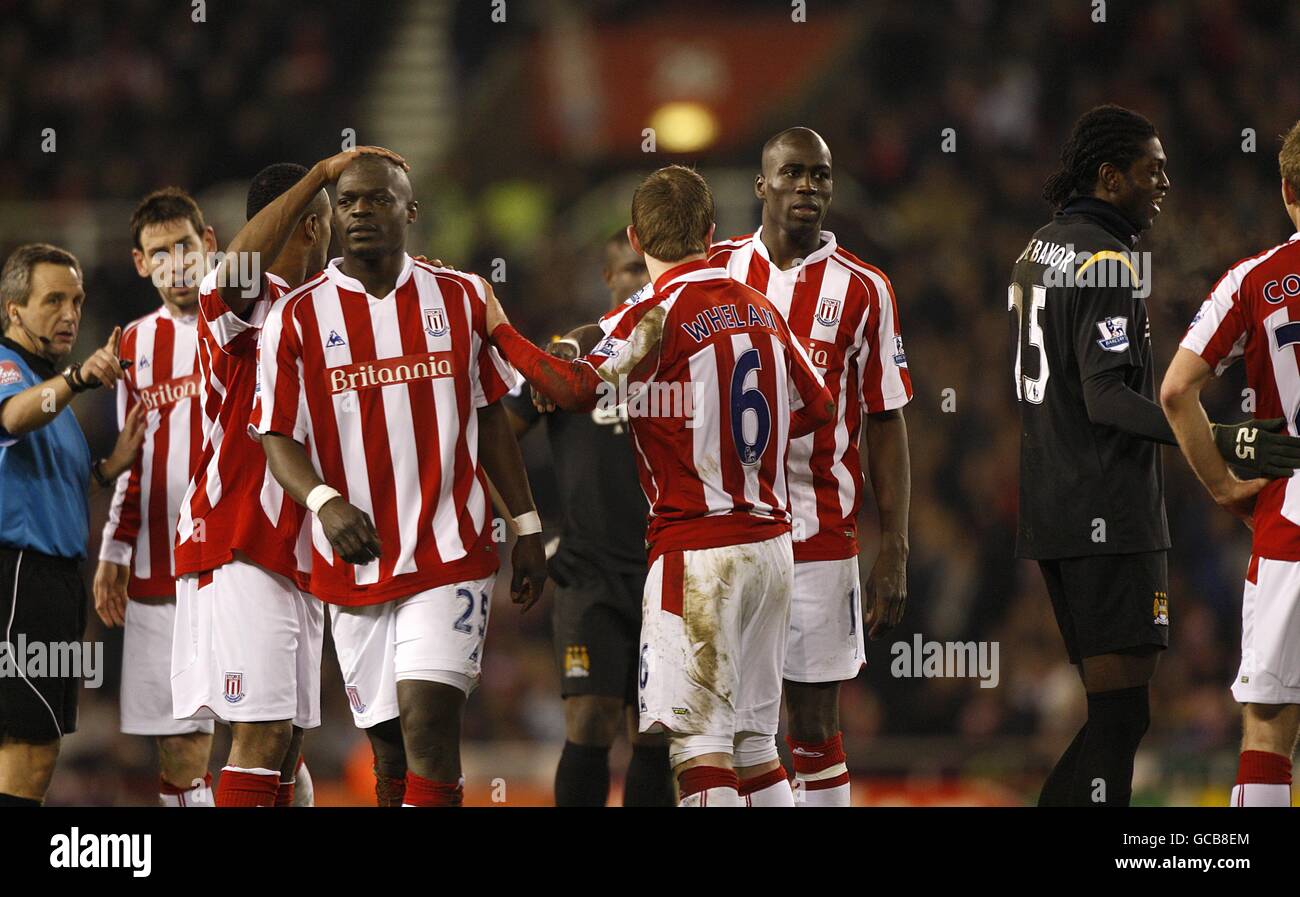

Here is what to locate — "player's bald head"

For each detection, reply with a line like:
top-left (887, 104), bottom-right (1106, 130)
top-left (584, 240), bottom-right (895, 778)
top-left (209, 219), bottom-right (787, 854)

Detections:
top-left (760, 127), bottom-right (831, 177)
top-left (338, 154), bottom-right (413, 203)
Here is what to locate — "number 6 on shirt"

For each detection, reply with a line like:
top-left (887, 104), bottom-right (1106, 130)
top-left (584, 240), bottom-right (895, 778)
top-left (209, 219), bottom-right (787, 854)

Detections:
top-left (731, 347), bottom-right (772, 466)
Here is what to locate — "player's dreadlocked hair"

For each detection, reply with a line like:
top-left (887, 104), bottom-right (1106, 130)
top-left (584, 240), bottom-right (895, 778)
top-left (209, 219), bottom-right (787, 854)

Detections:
top-left (246, 163), bottom-right (311, 220)
top-left (1042, 105), bottom-right (1158, 208)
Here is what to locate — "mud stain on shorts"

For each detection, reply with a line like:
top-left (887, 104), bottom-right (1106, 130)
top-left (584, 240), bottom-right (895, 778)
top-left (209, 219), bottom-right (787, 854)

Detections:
top-left (680, 543), bottom-right (762, 724)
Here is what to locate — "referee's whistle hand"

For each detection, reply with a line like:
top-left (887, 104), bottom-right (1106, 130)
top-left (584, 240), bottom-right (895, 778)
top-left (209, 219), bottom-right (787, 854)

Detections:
top-left (318, 498), bottom-right (383, 565)
top-left (93, 561), bottom-right (129, 628)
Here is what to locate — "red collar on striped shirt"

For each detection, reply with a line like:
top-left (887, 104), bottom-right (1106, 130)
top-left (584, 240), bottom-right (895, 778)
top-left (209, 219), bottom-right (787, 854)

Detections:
top-left (652, 257), bottom-right (722, 294)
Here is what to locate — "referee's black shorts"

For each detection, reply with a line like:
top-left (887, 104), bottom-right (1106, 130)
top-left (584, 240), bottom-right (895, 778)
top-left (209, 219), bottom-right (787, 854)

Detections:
top-left (1039, 550), bottom-right (1170, 665)
top-left (0, 547), bottom-right (87, 741)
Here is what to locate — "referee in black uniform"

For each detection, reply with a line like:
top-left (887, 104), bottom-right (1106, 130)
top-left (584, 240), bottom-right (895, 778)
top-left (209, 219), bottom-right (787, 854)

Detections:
top-left (504, 230), bottom-right (674, 807)
top-left (1009, 106), bottom-right (1300, 806)
top-left (0, 243), bottom-right (142, 806)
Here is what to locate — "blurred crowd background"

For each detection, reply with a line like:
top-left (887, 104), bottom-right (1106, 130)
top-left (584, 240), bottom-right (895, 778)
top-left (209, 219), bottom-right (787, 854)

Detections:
top-left (2, 0), bottom-right (1297, 805)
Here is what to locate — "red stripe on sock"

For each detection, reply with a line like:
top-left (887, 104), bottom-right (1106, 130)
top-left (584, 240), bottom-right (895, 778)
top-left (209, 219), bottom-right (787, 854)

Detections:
top-left (678, 766), bottom-right (738, 798)
top-left (786, 732), bottom-right (846, 775)
top-left (662, 551), bottom-right (684, 617)
top-left (1236, 750), bottom-right (1291, 785)
top-left (404, 772), bottom-right (463, 807)
top-left (806, 771), bottom-right (851, 791)
top-left (215, 770), bottom-right (279, 807)
top-left (738, 765), bottom-right (789, 796)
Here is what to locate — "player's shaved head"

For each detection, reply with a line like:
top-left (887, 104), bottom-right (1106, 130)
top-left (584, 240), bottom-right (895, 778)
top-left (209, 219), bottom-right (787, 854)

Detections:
top-left (761, 127), bottom-right (831, 177)
top-left (756, 127), bottom-right (833, 246)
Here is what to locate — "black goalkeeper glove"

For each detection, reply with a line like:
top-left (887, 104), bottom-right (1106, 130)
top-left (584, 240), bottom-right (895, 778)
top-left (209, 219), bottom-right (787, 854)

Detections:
top-left (1212, 417), bottom-right (1300, 478)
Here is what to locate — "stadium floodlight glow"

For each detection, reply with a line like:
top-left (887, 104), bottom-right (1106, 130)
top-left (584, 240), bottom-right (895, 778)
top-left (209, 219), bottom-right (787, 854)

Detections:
top-left (649, 101), bottom-right (719, 152)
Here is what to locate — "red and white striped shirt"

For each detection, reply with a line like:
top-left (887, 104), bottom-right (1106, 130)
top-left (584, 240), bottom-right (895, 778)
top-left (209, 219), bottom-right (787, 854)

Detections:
top-left (709, 230), bottom-right (912, 561)
top-left (99, 306), bottom-right (201, 597)
top-left (252, 256), bottom-right (517, 606)
top-left (578, 258), bottom-right (830, 564)
top-left (173, 270), bottom-right (309, 580)
top-left (1181, 231), bottom-right (1300, 560)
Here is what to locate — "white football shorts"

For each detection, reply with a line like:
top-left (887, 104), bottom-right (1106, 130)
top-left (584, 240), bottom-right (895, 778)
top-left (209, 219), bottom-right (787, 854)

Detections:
top-left (639, 533), bottom-right (793, 740)
top-left (121, 596), bottom-right (213, 736)
top-left (328, 573), bottom-right (497, 729)
top-left (1234, 556), bottom-right (1300, 705)
top-left (171, 558), bottom-right (323, 728)
top-left (784, 555), bottom-right (866, 683)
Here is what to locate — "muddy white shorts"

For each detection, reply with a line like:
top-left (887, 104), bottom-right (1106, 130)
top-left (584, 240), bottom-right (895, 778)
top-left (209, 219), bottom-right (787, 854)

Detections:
top-left (121, 597), bottom-right (213, 736)
top-left (171, 559), bottom-right (323, 728)
top-left (328, 573), bottom-right (496, 729)
top-left (784, 555), bottom-right (866, 683)
top-left (1233, 556), bottom-right (1300, 705)
top-left (639, 533), bottom-right (793, 739)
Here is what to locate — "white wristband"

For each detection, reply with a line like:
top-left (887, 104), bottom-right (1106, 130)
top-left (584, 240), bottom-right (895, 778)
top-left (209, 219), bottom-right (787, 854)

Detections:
top-left (513, 510), bottom-right (542, 536)
top-left (306, 484), bottom-right (342, 515)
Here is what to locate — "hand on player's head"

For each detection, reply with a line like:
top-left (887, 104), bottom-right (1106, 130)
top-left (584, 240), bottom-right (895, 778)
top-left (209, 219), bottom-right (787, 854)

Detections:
top-left (318, 146), bottom-right (408, 182)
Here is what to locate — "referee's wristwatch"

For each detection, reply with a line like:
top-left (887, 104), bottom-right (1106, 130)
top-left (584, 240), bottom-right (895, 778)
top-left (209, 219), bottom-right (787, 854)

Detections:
top-left (61, 362), bottom-right (91, 393)
top-left (91, 458), bottom-right (114, 488)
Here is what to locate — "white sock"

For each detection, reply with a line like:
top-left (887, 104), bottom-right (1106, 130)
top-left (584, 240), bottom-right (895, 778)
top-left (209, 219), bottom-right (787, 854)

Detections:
top-left (794, 774), bottom-right (851, 807)
top-left (1230, 783), bottom-right (1291, 807)
top-left (679, 785), bottom-right (742, 807)
top-left (741, 767), bottom-right (795, 807)
top-left (745, 781), bottom-right (794, 807)
top-left (292, 761), bottom-right (315, 807)
top-left (160, 776), bottom-right (214, 808)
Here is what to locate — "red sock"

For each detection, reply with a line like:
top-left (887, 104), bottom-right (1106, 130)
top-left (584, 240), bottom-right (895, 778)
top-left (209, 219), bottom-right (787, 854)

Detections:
top-left (678, 766), bottom-right (739, 805)
top-left (403, 772), bottom-right (463, 807)
top-left (215, 767), bottom-right (280, 807)
top-left (787, 733), bottom-right (849, 786)
top-left (376, 771), bottom-right (407, 807)
top-left (1237, 750), bottom-right (1291, 785)
top-left (275, 780), bottom-right (296, 807)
